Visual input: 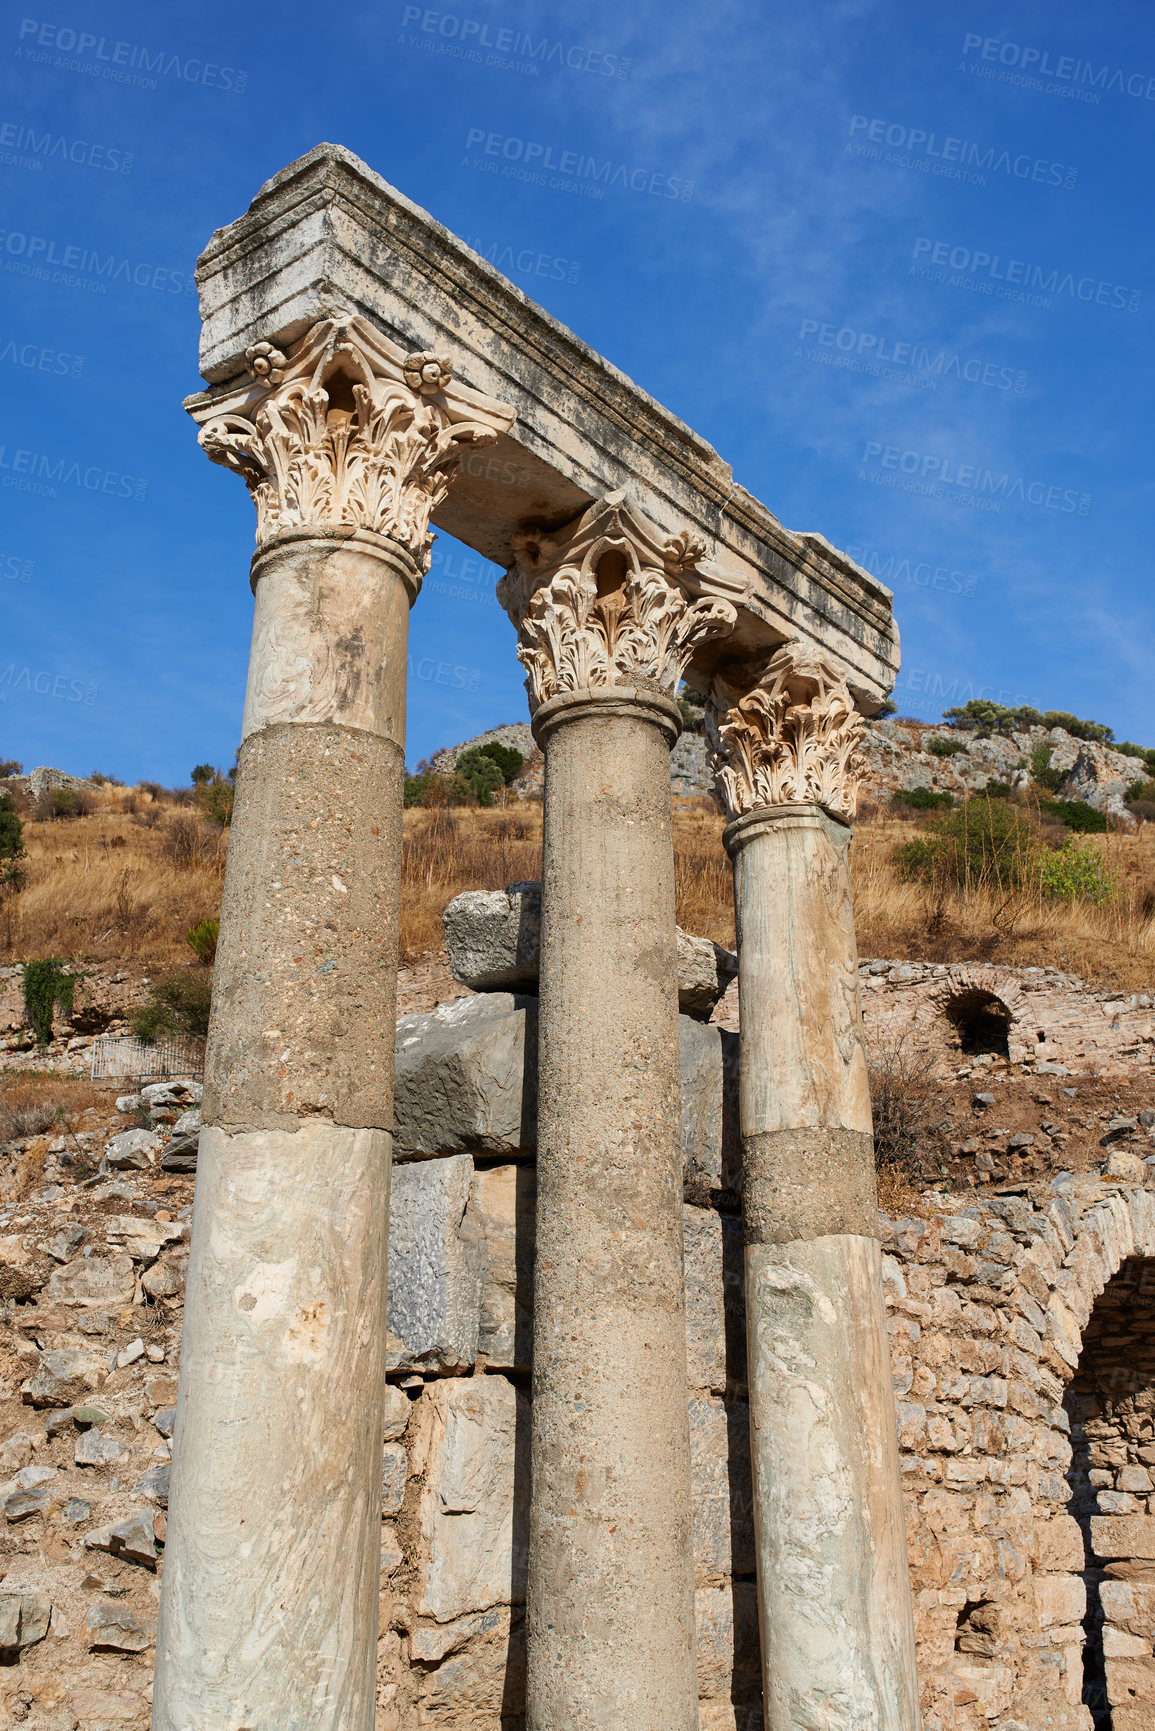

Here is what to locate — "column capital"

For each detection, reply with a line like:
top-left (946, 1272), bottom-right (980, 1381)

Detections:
top-left (706, 638), bottom-right (867, 822)
top-left (496, 490), bottom-right (737, 713)
top-left (185, 314), bottom-right (515, 574)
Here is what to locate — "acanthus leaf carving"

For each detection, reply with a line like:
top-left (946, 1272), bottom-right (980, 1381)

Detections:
top-left (706, 639), bottom-right (868, 820)
top-left (188, 319), bottom-right (515, 572)
top-left (496, 492), bottom-right (736, 710)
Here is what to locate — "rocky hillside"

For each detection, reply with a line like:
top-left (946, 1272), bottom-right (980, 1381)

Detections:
top-left (424, 710), bottom-right (1151, 820)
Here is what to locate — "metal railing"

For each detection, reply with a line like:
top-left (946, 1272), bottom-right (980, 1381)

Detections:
top-left (90, 1034), bottom-right (205, 1083)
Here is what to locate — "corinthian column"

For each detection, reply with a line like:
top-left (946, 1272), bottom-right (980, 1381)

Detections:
top-left (707, 643), bottom-right (919, 1731)
top-left (498, 493), bottom-right (736, 1731)
top-left (153, 320), bottom-right (513, 1731)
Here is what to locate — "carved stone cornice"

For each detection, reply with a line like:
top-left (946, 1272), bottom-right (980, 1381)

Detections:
top-left (187, 316), bottom-right (515, 571)
top-left (706, 640), bottom-right (867, 820)
top-left (496, 491), bottom-right (737, 711)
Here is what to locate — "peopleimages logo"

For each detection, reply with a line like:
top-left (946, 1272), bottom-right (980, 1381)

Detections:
top-left (860, 440), bottom-right (1091, 516)
top-left (463, 129), bottom-right (695, 202)
top-left (0, 665), bottom-right (97, 705)
top-left (848, 115), bottom-right (1077, 189)
top-left (796, 319), bottom-right (1026, 394)
top-left (0, 118), bottom-right (133, 172)
top-left (843, 544), bottom-right (980, 599)
top-left (0, 439), bottom-right (148, 502)
top-left (0, 335), bottom-right (84, 378)
top-left (401, 9), bottom-right (630, 78)
top-left (0, 228), bottom-right (197, 297)
top-left (910, 237), bottom-right (1141, 313)
top-left (15, 19), bottom-right (247, 91)
top-left (961, 33), bottom-right (1155, 102)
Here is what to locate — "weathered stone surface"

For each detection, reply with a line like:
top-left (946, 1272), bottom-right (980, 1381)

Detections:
top-left (441, 880), bottom-right (736, 1019)
top-left (0, 1234), bottom-right (51, 1301)
top-left (141, 1254), bottom-right (187, 1299)
top-left (83, 1599), bottom-right (153, 1653)
top-left (411, 1606), bottom-right (525, 1724)
top-left (134, 1464), bottom-right (170, 1506)
top-left (382, 1382), bottom-right (411, 1442)
top-left (393, 994), bottom-right (537, 1160)
top-left (1094, 1517), bottom-right (1155, 1560)
top-left (695, 1581), bottom-right (762, 1703)
top-left (387, 1155), bottom-right (482, 1373)
top-left (681, 1018), bottom-right (740, 1200)
top-left (0, 1590), bottom-right (51, 1651)
top-left (103, 1215), bottom-right (188, 1264)
top-left (381, 1442), bottom-right (406, 1516)
top-left (412, 1376), bottom-right (529, 1624)
top-left (104, 1128), bottom-right (160, 1170)
top-left (44, 1253), bottom-right (135, 1309)
top-left (443, 883), bottom-right (541, 990)
top-left (24, 1348), bottom-right (110, 1407)
top-left (683, 1207), bottom-right (746, 1395)
top-left (466, 1162), bottom-right (535, 1371)
top-left (74, 1428), bottom-right (123, 1467)
top-left (690, 1396), bottom-right (754, 1582)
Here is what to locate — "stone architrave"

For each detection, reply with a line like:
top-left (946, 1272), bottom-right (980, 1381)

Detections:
top-left (499, 492), bottom-right (736, 1731)
top-left (152, 317), bottom-right (513, 1731)
top-left (707, 641), bottom-right (921, 1731)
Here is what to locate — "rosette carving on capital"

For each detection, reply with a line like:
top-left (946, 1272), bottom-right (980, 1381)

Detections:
top-left (187, 318), bottom-right (515, 570)
top-left (495, 491), bottom-right (737, 710)
top-left (706, 639), bottom-right (868, 820)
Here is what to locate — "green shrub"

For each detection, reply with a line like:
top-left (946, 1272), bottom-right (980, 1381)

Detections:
top-left (404, 772), bottom-right (434, 808)
top-left (0, 793), bottom-right (23, 862)
top-left (132, 973), bottom-right (212, 1043)
top-left (1037, 838), bottom-right (1115, 903)
top-left (477, 741), bottom-right (525, 783)
top-left (192, 766), bottom-right (235, 826)
top-left (897, 797), bottom-right (1038, 893)
top-left (23, 959), bottom-right (74, 1046)
top-left (677, 697), bottom-right (705, 733)
top-left (942, 700), bottom-right (1114, 743)
top-left (185, 917), bottom-right (220, 965)
top-left (1117, 742), bottom-right (1155, 770)
top-left (892, 786), bottom-right (953, 811)
top-left (986, 779), bottom-right (1012, 800)
top-left (1038, 799), bottom-right (1109, 833)
top-left (0, 759), bottom-right (22, 779)
top-left (456, 746), bottom-right (506, 807)
top-left (36, 786), bottom-right (92, 820)
top-left (1126, 778), bottom-right (1155, 806)
top-left (927, 736), bottom-right (966, 758)
top-left (1029, 743), bottom-right (1064, 792)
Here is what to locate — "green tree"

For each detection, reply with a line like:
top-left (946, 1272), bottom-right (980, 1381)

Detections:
top-left (1038, 799), bottom-right (1109, 834)
top-left (456, 746), bottom-right (505, 807)
top-left (1029, 743), bottom-right (1063, 792)
top-left (0, 792), bottom-right (25, 892)
top-left (132, 974), bottom-right (213, 1043)
top-left (0, 759), bottom-right (22, 779)
top-left (476, 741), bottom-right (525, 783)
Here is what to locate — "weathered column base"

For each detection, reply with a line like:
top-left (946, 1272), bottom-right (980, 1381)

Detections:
top-left (153, 1121), bottom-right (391, 1731)
top-left (747, 1231), bottom-right (920, 1731)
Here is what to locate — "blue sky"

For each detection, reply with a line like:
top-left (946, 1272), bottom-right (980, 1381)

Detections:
top-left (1, 0), bottom-right (1152, 781)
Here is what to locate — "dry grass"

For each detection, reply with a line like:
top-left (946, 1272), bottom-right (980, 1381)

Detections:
top-left (852, 816), bottom-right (1155, 990)
top-left (0, 785), bottom-right (226, 967)
top-left (3, 781), bottom-right (1152, 992)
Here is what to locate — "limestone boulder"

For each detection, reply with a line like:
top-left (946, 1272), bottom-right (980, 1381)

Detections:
top-left (104, 1128), bottom-right (160, 1170)
top-left (393, 994), bottom-right (537, 1160)
top-left (387, 1155), bottom-right (482, 1374)
top-left (443, 882), bottom-right (542, 990)
top-left (44, 1252), bottom-right (135, 1309)
top-left (0, 1590), bottom-right (51, 1652)
top-left (411, 1376), bottom-right (530, 1624)
top-left (24, 1348), bottom-right (110, 1408)
top-left (0, 1234), bottom-right (52, 1302)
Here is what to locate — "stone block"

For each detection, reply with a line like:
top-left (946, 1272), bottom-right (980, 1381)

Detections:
top-left (1034, 1575), bottom-right (1085, 1627)
top-left (387, 1156), bottom-right (482, 1374)
top-left (23, 1348), bottom-right (110, 1408)
top-left (104, 1128), bottom-right (160, 1170)
top-left (442, 884), bottom-right (541, 990)
top-left (1035, 1514), bottom-right (1084, 1572)
top-left (681, 1018), bottom-right (740, 1199)
top-left (465, 1163), bottom-right (535, 1372)
top-left (44, 1253), bottom-right (135, 1310)
top-left (393, 994), bottom-right (537, 1160)
top-left (0, 1591), bottom-right (50, 1652)
top-left (689, 1395), bottom-right (754, 1582)
top-left (1093, 1516), bottom-right (1155, 1560)
top-left (103, 1215), bottom-right (188, 1265)
top-left (382, 1383), bottom-right (411, 1442)
top-left (412, 1376), bottom-right (530, 1624)
top-left (695, 1581), bottom-right (762, 1702)
top-left (83, 1599), bottom-right (153, 1653)
top-left (412, 1605), bottom-right (525, 1723)
top-left (1103, 1581), bottom-right (1155, 1637)
top-left (683, 1206), bottom-right (746, 1395)
top-left (1107, 1657), bottom-right (1155, 1705)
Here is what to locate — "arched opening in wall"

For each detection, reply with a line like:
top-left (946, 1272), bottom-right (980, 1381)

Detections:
top-left (1065, 1257), bottom-right (1155, 1731)
top-left (942, 989), bottom-right (1012, 1059)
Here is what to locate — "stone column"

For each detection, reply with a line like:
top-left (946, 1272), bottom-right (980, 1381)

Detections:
top-left (498, 494), bottom-right (737, 1731)
top-left (708, 643), bottom-right (920, 1731)
top-left (153, 321), bottom-right (513, 1731)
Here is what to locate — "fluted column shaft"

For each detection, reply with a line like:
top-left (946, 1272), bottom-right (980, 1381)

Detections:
top-left (526, 685), bottom-right (699, 1731)
top-left (726, 801), bottom-right (920, 1731)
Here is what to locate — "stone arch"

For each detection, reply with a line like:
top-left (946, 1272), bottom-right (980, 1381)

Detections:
top-left (927, 966), bottom-right (1032, 1064)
